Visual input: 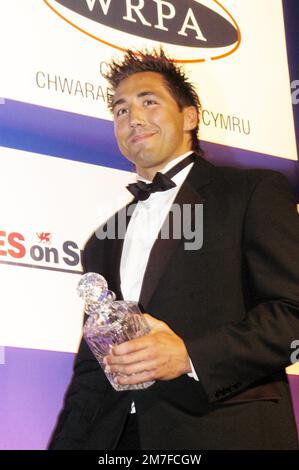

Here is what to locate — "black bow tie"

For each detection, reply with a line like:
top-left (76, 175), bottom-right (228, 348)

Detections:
top-left (126, 172), bottom-right (175, 201)
top-left (126, 154), bottom-right (195, 201)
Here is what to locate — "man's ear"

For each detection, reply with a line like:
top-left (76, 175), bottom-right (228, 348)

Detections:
top-left (183, 106), bottom-right (198, 132)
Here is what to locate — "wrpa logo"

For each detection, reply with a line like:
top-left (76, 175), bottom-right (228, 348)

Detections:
top-left (44, 0), bottom-right (241, 62)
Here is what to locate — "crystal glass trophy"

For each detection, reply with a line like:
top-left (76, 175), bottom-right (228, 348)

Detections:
top-left (77, 272), bottom-right (155, 391)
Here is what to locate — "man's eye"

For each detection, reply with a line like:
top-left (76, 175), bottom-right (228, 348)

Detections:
top-left (116, 108), bottom-right (128, 117)
top-left (144, 99), bottom-right (157, 106)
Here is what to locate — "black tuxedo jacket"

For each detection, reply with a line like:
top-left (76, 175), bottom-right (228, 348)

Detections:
top-left (49, 156), bottom-right (299, 449)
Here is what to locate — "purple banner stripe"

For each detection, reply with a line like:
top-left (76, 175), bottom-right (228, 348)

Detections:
top-left (0, 346), bottom-right (298, 449)
top-left (1, 99), bottom-right (298, 199)
top-left (0, 99), bottom-right (132, 172)
top-left (0, 347), bottom-right (74, 450)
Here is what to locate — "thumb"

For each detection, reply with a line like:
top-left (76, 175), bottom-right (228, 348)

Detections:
top-left (143, 313), bottom-right (165, 330)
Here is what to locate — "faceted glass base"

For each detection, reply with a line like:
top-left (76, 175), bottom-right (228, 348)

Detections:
top-left (84, 301), bottom-right (155, 391)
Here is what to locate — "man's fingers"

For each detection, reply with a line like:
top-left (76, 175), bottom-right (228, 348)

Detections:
top-left (115, 369), bottom-right (156, 386)
top-left (104, 348), bottom-right (153, 367)
top-left (106, 359), bottom-right (157, 376)
top-left (110, 336), bottom-right (150, 356)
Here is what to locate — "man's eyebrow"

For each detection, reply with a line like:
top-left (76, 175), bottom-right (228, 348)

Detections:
top-left (112, 91), bottom-right (157, 110)
top-left (112, 98), bottom-right (125, 110)
top-left (137, 91), bottom-right (156, 98)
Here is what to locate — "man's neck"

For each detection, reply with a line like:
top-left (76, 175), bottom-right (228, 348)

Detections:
top-left (136, 151), bottom-right (193, 182)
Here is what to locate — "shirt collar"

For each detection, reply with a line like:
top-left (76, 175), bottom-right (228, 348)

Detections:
top-left (135, 151), bottom-right (194, 183)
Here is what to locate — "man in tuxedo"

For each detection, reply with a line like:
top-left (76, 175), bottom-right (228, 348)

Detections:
top-left (49, 49), bottom-right (299, 450)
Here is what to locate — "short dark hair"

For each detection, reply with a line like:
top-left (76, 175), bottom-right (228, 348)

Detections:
top-left (104, 48), bottom-right (203, 154)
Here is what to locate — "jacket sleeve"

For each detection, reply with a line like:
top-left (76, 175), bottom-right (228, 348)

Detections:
top-left (187, 172), bottom-right (299, 403)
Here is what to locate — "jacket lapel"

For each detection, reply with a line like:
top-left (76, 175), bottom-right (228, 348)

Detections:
top-left (104, 201), bottom-right (136, 300)
top-left (139, 156), bottom-right (214, 310)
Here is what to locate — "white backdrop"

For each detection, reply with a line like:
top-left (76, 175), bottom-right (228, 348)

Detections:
top-left (0, 0), bottom-right (296, 160)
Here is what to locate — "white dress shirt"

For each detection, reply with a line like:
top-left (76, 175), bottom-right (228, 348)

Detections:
top-left (119, 152), bottom-right (199, 412)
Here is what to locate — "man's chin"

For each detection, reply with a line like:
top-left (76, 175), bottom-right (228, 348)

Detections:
top-left (129, 149), bottom-right (157, 166)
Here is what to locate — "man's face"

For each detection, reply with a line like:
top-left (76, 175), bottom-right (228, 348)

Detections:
top-left (112, 71), bottom-right (196, 179)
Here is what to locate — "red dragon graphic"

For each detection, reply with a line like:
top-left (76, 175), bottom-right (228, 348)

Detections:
top-left (37, 232), bottom-right (52, 244)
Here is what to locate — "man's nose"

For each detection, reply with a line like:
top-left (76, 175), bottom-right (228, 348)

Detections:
top-left (129, 104), bottom-right (145, 127)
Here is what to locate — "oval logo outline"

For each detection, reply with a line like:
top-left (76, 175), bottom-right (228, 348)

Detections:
top-left (43, 0), bottom-right (241, 63)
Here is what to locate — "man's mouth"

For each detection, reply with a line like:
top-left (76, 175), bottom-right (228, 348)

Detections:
top-left (130, 131), bottom-right (157, 144)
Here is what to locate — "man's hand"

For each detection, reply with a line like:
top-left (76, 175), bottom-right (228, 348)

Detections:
top-left (103, 314), bottom-right (192, 386)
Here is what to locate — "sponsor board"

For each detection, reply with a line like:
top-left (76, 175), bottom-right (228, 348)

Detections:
top-left (0, 146), bottom-right (133, 352)
top-left (44, 0), bottom-right (241, 62)
top-left (0, 0), bottom-right (296, 160)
